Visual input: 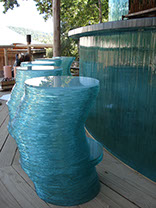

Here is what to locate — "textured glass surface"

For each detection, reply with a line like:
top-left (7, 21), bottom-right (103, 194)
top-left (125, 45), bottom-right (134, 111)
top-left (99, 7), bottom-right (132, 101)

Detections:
top-left (109, 0), bottom-right (129, 21)
top-left (26, 76), bottom-right (99, 88)
top-left (11, 76), bottom-right (103, 205)
top-left (79, 28), bottom-right (156, 182)
top-left (16, 66), bottom-right (61, 71)
top-left (53, 56), bottom-right (75, 75)
top-left (35, 57), bottom-right (62, 67)
top-left (36, 56), bottom-right (75, 75)
top-left (7, 66), bottom-right (62, 133)
top-left (21, 61), bottom-right (59, 67)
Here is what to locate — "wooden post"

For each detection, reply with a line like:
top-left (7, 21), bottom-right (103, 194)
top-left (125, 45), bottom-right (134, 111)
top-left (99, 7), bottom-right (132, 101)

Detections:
top-left (4, 48), bottom-right (8, 66)
top-left (27, 35), bottom-right (32, 61)
top-left (27, 45), bottom-right (31, 58)
top-left (53, 0), bottom-right (61, 57)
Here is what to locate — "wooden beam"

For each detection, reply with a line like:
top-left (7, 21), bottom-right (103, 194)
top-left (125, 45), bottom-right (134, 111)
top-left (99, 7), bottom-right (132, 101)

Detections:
top-left (122, 7), bottom-right (156, 19)
top-left (4, 48), bottom-right (8, 66)
top-left (0, 45), bottom-right (16, 49)
top-left (26, 44), bottom-right (53, 48)
top-left (53, 0), bottom-right (61, 57)
top-left (0, 44), bottom-right (53, 49)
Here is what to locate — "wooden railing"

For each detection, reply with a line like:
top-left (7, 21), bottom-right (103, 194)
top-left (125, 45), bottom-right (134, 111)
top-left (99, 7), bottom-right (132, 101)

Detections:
top-left (0, 44), bottom-right (53, 66)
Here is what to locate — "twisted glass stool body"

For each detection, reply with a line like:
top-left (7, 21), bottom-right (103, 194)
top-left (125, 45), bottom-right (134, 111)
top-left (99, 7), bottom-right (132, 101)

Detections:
top-left (36, 56), bottom-right (75, 75)
top-left (7, 66), bottom-right (62, 136)
top-left (35, 57), bottom-right (62, 67)
top-left (11, 76), bottom-right (103, 206)
top-left (21, 60), bottom-right (62, 67)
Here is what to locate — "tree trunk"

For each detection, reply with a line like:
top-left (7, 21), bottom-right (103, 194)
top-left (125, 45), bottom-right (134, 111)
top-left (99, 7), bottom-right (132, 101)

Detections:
top-left (98, 0), bottom-right (102, 23)
top-left (53, 0), bottom-right (61, 57)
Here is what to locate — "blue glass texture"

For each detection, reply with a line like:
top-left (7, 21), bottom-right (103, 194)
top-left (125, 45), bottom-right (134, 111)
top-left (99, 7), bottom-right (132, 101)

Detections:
top-left (11, 76), bottom-right (103, 205)
top-left (7, 66), bottom-right (62, 134)
top-left (79, 28), bottom-right (156, 182)
top-left (21, 60), bottom-right (60, 67)
top-left (109, 0), bottom-right (129, 21)
top-left (35, 57), bottom-right (62, 67)
top-left (36, 56), bottom-right (75, 75)
top-left (52, 56), bottom-right (75, 75)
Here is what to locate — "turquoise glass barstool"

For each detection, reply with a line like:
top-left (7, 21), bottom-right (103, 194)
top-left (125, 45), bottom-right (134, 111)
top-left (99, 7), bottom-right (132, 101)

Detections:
top-left (36, 56), bottom-right (75, 75)
top-left (11, 76), bottom-right (103, 206)
top-left (21, 60), bottom-right (61, 67)
top-left (7, 66), bottom-right (62, 136)
top-left (35, 57), bottom-right (62, 67)
top-left (57, 56), bottom-right (75, 75)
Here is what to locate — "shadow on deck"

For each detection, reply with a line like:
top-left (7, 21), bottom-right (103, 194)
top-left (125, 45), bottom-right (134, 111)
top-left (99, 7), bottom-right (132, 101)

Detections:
top-left (0, 90), bottom-right (156, 208)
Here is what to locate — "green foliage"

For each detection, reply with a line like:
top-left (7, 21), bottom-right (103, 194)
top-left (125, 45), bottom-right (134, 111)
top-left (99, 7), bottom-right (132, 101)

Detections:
top-left (46, 48), bottom-right (53, 58)
top-left (0, 0), bottom-right (19, 13)
top-left (60, 22), bottom-right (79, 59)
top-left (33, 0), bottom-right (108, 28)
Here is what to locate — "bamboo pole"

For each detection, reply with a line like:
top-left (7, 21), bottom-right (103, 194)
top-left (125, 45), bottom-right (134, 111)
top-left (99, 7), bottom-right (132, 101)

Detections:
top-left (53, 0), bottom-right (61, 57)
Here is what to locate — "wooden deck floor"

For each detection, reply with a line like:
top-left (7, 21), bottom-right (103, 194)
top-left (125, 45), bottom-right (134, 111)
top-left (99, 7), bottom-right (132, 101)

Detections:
top-left (0, 89), bottom-right (156, 208)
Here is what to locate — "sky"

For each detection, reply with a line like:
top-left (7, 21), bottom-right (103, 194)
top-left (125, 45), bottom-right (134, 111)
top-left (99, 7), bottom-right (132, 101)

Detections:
top-left (0, 0), bottom-right (53, 33)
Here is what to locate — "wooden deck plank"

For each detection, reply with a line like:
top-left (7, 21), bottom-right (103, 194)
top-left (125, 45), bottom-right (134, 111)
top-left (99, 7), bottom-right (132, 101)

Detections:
top-left (99, 183), bottom-right (139, 208)
top-left (46, 204), bottom-right (81, 208)
top-left (0, 100), bottom-right (7, 112)
top-left (13, 164), bottom-right (35, 190)
top-left (97, 153), bottom-right (156, 208)
top-left (0, 116), bottom-right (9, 151)
top-left (48, 204), bottom-right (80, 208)
top-left (0, 90), bottom-right (11, 97)
top-left (99, 150), bottom-right (156, 195)
top-left (12, 148), bottom-right (20, 166)
top-left (0, 90), bottom-right (10, 127)
top-left (0, 134), bottom-right (17, 168)
top-left (99, 150), bottom-right (156, 197)
top-left (0, 166), bottom-right (52, 208)
top-left (79, 197), bottom-right (107, 208)
top-left (98, 171), bottom-right (156, 208)
top-left (96, 191), bottom-right (121, 208)
top-left (0, 179), bottom-right (22, 208)
top-left (0, 104), bottom-right (8, 127)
